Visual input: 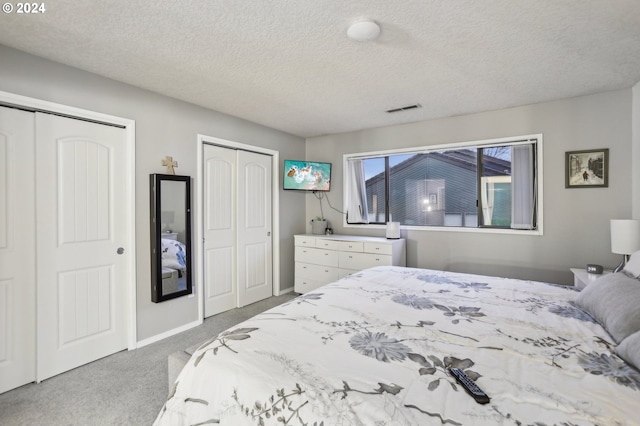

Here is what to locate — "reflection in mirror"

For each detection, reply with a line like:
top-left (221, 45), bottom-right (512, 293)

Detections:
top-left (150, 174), bottom-right (192, 302)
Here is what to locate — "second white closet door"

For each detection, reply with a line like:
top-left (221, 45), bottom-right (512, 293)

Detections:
top-left (203, 145), bottom-right (272, 318)
top-left (237, 149), bottom-right (272, 308)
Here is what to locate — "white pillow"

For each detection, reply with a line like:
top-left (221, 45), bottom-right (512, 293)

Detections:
top-left (623, 250), bottom-right (640, 278)
top-left (616, 330), bottom-right (640, 371)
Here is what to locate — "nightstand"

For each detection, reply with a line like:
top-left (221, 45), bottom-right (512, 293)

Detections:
top-left (570, 268), bottom-right (611, 290)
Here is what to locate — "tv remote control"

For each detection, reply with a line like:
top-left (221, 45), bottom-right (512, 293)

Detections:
top-left (448, 368), bottom-right (490, 404)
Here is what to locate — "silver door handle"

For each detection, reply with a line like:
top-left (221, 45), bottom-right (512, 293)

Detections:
top-left (117, 247), bottom-right (125, 255)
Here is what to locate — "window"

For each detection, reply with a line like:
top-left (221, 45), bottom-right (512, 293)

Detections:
top-left (344, 135), bottom-right (541, 233)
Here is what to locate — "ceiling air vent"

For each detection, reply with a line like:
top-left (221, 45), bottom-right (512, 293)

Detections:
top-left (386, 103), bottom-right (422, 113)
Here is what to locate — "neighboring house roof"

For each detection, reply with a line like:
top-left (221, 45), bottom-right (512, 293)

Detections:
top-left (366, 150), bottom-right (511, 185)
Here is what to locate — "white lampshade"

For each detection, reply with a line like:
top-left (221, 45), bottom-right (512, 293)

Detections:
top-left (610, 219), bottom-right (640, 255)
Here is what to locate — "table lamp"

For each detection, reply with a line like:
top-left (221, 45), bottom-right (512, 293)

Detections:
top-left (610, 219), bottom-right (640, 272)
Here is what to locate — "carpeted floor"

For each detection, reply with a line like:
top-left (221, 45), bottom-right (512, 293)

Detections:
top-left (0, 293), bottom-right (297, 425)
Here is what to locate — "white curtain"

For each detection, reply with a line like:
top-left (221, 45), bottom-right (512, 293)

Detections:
top-left (511, 144), bottom-right (535, 229)
top-left (480, 177), bottom-right (495, 225)
top-left (346, 159), bottom-right (369, 223)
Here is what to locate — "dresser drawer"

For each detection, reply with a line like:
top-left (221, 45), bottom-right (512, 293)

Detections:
top-left (363, 241), bottom-right (393, 255)
top-left (294, 277), bottom-right (326, 294)
top-left (295, 262), bottom-right (339, 282)
top-left (316, 239), bottom-right (364, 252)
top-left (339, 251), bottom-right (393, 270)
top-left (338, 268), bottom-right (359, 279)
top-left (294, 235), bottom-right (316, 247)
top-left (295, 246), bottom-right (339, 267)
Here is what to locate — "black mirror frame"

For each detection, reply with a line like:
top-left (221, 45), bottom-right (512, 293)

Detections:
top-left (150, 173), bottom-right (193, 302)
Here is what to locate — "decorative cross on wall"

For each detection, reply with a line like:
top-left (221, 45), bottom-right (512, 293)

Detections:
top-left (162, 156), bottom-right (178, 174)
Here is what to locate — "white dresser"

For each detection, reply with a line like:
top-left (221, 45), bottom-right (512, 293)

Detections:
top-left (294, 234), bottom-right (406, 293)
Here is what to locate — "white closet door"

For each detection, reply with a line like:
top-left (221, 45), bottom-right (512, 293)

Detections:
top-left (203, 144), bottom-right (237, 318)
top-left (237, 150), bottom-right (272, 307)
top-left (36, 113), bottom-right (129, 381)
top-left (203, 144), bottom-right (273, 316)
top-left (0, 107), bottom-right (36, 394)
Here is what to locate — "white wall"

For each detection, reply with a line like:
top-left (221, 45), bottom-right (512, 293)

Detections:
top-left (306, 89), bottom-right (633, 285)
top-left (0, 45), bottom-right (306, 342)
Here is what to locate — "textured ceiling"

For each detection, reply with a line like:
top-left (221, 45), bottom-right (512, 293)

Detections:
top-left (1, 1), bottom-right (640, 138)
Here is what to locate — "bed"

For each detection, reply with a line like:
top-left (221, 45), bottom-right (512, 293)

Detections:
top-left (154, 265), bottom-right (640, 425)
top-left (161, 238), bottom-right (187, 294)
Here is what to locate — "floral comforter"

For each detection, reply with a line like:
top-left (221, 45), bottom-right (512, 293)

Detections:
top-left (155, 266), bottom-right (639, 426)
top-left (161, 238), bottom-right (187, 274)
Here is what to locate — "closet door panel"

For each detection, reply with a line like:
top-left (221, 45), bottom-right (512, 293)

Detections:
top-left (0, 106), bottom-right (36, 394)
top-left (237, 150), bottom-right (272, 307)
top-left (203, 145), bottom-right (237, 317)
top-left (36, 113), bottom-right (128, 382)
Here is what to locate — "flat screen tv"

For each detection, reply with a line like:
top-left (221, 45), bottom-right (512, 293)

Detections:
top-left (283, 160), bottom-right (331, 191)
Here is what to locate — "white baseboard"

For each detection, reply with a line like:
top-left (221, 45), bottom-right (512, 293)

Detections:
top-left (135, 319), bottom-right (202, 349)
top-left (275, 286), bottom-right (294, 296)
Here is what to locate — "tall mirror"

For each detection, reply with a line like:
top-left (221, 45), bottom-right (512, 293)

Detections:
top-left (150, 174), bottom-right (192, 302)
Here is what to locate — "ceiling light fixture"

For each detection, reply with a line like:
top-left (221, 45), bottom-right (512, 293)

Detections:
top-left (346, 18), bottom-right (380, 42)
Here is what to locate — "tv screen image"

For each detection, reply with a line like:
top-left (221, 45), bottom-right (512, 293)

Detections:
top-left (283, 160), bottom-right (331, 191)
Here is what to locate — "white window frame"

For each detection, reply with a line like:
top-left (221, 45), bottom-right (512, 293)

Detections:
top-left (343, 134), bottom-right (544, 236)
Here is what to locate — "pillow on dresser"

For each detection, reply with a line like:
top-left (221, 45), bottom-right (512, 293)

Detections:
top-left (574, 272), bottom-right (640, 343)
top-left (616, 330), bottom-right (640, 371)
top-left (622, 250), bottom-right (640, 278)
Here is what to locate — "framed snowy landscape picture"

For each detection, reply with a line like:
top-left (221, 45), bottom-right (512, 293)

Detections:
top-left (565, 148), bottom-right (608, 188)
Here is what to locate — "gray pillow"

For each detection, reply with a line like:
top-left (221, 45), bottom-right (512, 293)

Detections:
top-left (574, 272), bottom-right (640, 343)
top-left (616, 331), bottom-right (640, 371)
